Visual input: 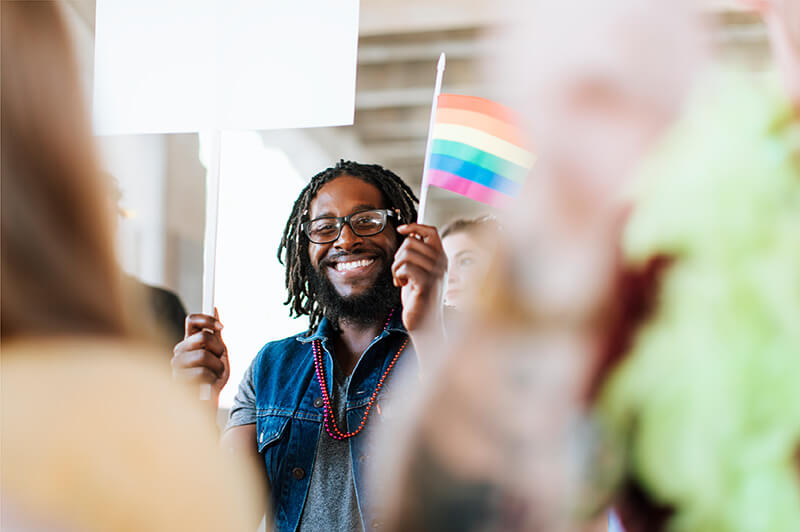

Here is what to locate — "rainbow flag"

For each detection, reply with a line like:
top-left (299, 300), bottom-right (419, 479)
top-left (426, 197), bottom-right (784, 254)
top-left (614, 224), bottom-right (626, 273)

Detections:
top-left (424, 94), bottom-right (535, 208)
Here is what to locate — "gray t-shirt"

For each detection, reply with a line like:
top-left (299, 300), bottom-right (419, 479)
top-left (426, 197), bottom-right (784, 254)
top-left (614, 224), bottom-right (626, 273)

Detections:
top-left (227, 358), bottom-right (364, 532)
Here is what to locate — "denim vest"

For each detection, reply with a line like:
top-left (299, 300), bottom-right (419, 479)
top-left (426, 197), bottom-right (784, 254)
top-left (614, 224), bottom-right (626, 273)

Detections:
top-left (252, 312), bottom-right (415, 532)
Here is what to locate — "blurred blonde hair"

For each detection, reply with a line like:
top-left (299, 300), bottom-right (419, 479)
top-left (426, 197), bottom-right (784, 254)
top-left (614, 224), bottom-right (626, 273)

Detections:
top-left (440, 215), bottom-right (501, 240)
top-left (1, 1), bottom-right (130, 339)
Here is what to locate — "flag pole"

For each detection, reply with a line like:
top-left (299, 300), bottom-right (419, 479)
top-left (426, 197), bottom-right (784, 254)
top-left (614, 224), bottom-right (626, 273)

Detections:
top-left (417, 53), bottom-right (446, 225)
top-left (200, 128), bottom-right (222, 401)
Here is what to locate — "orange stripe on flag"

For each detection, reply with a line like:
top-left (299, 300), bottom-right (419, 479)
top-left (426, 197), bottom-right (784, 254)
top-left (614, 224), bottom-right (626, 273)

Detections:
top-left (435, 108), bottom-right (529, 149)
top-left (437, 94), bottom-right (517, 124)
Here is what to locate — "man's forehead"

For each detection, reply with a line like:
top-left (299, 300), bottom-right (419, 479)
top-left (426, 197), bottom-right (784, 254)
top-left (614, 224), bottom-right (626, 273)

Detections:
top-left (307, 175), bottom-right (387, 217)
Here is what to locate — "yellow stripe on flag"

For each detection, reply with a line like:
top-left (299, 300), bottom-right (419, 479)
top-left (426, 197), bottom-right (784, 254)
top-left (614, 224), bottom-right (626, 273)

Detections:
top-left (432, 123), bottom-right (535, 169)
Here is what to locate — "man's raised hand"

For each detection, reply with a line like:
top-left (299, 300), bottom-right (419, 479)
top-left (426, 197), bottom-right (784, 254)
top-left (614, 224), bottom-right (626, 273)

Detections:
top-left (171, 310), bottom-right (230, 402)
top-left (392, 223), bottom-right (448, 334)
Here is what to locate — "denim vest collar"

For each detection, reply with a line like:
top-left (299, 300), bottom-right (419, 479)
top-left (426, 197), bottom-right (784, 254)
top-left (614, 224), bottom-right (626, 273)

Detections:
top-left (296, 309), bottom-right (406, 344)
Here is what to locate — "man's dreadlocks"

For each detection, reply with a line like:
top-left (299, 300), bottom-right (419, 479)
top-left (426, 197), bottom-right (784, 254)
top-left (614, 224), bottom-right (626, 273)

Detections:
top-left (278, 160), bottom-right (418, 330)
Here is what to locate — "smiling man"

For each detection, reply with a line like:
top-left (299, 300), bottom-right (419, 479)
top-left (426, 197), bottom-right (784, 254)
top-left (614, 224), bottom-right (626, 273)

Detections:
top-left (172, 161), bottom-right (447, 531)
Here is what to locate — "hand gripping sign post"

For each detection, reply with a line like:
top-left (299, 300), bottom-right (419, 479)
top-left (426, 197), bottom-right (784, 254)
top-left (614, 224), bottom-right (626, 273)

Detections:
top-left (94, 0), bottom-right (360, 399)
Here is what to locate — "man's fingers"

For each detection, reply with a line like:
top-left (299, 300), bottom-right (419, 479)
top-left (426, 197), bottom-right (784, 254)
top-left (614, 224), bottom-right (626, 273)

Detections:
top-left (395, 235), bottom-right (445, 265)
top-left (393, 262), bottom-right (429, 288)
top-left (176, 330), bottom-right (226, 356)
top-left (184, 313), bottom-right (223, 338)
top-left (397, 223), bottom-right (443, 246)
top-left (172, 349), bottom-right (226, 376)
top-left (172, 347), bottom-right (226, 374)
top-left (392, 248), bottom-right (440, 278)
top-left (393, 226), bottom-right (448, 283)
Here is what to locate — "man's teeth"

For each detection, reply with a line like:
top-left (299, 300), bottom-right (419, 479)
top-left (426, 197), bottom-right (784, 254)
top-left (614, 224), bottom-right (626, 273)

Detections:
top-left (335, 258), bottom-right (374, 272)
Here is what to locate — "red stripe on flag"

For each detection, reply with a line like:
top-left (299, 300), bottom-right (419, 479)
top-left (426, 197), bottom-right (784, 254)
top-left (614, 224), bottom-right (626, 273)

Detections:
top-left (437, 94), bottom-right (517, 124)
top-left (427, 169), bottom-right (513, 208)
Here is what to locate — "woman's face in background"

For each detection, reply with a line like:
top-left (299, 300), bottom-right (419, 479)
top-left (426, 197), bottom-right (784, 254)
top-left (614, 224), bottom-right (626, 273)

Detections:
top-left (443, 231), bottom-right (492, 309)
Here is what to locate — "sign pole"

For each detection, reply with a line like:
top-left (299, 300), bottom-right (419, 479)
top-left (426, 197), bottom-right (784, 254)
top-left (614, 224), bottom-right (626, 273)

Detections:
top-left (200, 129), bottom-right (222, 401)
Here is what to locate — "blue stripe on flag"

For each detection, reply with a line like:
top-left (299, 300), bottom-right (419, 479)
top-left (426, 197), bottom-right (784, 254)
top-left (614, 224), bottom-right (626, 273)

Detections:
top-left (431, 139), bottom-right (530, 181)
top-left (429, 153), bottom-right (522, 197)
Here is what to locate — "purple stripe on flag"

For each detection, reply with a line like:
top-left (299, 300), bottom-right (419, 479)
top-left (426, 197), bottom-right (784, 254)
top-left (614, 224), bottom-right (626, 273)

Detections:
top-left (427, 169), bottom-right (513, 208)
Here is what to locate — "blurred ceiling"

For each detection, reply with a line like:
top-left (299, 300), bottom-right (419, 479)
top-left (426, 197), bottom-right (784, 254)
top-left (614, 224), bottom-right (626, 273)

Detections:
top-left (65, 0), bottom-right (770, 220)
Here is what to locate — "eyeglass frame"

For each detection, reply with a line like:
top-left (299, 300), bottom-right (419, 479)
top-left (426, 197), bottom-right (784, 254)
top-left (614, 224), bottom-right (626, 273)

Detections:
top-left (301, 208), bottom-right (401, 244)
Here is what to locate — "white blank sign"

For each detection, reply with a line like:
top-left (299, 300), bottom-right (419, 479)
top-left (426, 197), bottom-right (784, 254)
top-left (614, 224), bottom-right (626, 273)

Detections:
top-left (94, 0), bottom-right (359, 134)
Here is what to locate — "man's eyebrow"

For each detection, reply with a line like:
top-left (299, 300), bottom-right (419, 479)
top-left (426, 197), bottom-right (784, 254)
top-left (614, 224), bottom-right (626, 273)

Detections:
top-left (312, 204), bottom-right (379, 219)
top-left (350, 203), bottom-right (380, 213)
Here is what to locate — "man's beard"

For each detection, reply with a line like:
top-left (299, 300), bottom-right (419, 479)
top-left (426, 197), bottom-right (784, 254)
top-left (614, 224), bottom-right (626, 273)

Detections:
top-left (308, 261), bottom-right (400, 329)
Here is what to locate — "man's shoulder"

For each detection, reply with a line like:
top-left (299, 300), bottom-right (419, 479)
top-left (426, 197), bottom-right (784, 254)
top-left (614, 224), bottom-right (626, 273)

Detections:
top-left (259, 329), bottom-right (313, 350)
top-left (253, 330), bottom-right (315, 365)
top-left (249, 330), bottom-right (316, 388)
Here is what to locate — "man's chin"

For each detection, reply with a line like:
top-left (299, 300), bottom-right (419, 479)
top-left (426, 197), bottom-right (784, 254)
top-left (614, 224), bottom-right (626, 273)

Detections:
top-left (328, 280), bottom-right (380, 300)
top-left (309, 264), bottom-right (400, 326)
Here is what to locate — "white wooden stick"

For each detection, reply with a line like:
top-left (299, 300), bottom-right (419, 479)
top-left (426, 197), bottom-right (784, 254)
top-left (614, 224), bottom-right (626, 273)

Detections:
top-left (202, 129), bottom-right (221, 316)
top-left (200, 129), bottom-right (222, 401)
top-left (417, 53), bottom-right (446, 225)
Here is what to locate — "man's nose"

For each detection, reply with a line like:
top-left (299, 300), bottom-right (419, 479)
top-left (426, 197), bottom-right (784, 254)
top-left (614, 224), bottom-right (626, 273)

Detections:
top-left (333, 222), bottom-right (362, 249)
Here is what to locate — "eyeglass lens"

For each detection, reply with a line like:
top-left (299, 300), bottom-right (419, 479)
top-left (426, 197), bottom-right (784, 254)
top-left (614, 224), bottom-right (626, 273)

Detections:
top-left (306, 210), bottom-right (387, 243)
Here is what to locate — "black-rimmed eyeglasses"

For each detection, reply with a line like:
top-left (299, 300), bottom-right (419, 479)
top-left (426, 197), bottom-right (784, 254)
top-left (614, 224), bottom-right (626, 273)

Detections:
top-left (302, 209), bottom-right (398, 244)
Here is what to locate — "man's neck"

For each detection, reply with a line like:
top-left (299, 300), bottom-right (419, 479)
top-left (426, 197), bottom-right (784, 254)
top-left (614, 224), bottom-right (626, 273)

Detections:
top-left (332, 318), bottom-right (384, 376)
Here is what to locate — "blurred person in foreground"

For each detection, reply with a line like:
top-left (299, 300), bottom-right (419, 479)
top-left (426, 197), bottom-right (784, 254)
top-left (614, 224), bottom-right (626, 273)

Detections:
top-left (172, 160), bottom-right (448, 531)
top-left (1, 3), bottom-right (260, 530)
top-left (373, 0), bottom-right (707, 531)
top-left (122, 270), bottom-right (188, 348)
top-left (440, 215), bottom-right (501, 311)
top-left (592, 1), bottom-right (800, 529)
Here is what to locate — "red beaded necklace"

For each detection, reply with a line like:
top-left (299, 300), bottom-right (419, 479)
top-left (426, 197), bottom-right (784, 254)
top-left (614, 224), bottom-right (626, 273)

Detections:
top-left (312, 309), bottom-right (408, 440)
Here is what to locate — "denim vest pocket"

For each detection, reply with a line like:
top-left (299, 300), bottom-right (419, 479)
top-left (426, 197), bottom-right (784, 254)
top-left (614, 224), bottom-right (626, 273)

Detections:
top-left (257, 414), bottom-right (290, 453)
top-left (257, 413), bottom-right (292, 502)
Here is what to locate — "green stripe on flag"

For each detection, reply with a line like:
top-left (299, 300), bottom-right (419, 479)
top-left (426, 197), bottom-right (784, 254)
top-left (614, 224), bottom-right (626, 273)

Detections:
top-left (431, 139), bottom-right (530, 183)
